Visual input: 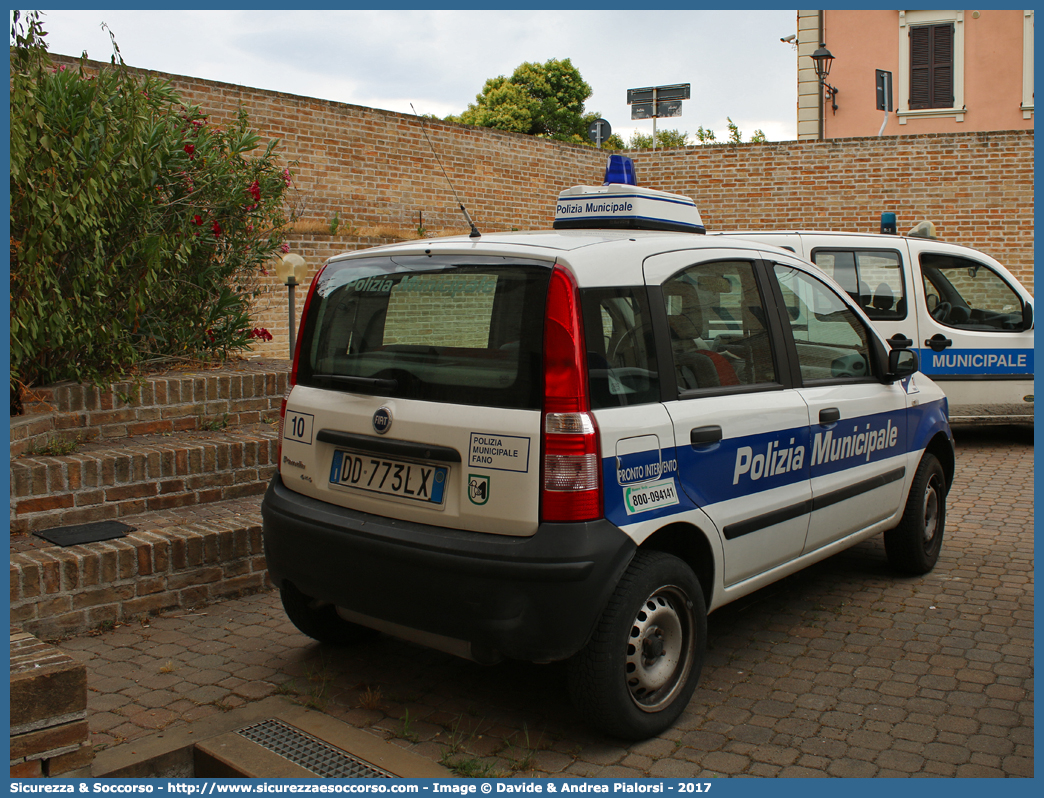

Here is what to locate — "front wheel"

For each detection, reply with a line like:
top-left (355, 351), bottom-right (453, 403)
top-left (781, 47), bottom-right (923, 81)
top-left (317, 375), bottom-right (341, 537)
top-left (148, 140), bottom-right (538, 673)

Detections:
top-left (567, 550), bottom-right (706, 740)
top-left (884, 453), bottom-right (947, 574)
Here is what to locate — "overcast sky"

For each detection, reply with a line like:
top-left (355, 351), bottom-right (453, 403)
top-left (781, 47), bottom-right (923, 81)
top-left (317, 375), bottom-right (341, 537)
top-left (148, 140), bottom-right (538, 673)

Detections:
top-left (35, 8), bottom-right (799, 143)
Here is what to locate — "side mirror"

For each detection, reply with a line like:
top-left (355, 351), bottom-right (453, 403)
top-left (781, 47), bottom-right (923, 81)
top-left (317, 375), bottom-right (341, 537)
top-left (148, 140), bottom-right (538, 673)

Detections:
top-left (1022, 302), bottom-right (1033, 330)
top-left (886, 348), bottom-right (919, 383)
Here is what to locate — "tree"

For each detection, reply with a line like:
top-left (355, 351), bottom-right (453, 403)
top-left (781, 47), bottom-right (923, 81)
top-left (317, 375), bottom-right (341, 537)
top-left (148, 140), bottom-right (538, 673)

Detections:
top-left (450, 58), bottom-right (595, 145)
top-left (10, 12), bottom-right (296, 392)
top-left (627, 129), bottom-right (691, 149)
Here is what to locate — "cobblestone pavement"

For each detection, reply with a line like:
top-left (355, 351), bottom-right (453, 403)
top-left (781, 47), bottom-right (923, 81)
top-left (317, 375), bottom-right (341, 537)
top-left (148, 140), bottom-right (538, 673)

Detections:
top-left (58, 426), bottom-right (1033, 777)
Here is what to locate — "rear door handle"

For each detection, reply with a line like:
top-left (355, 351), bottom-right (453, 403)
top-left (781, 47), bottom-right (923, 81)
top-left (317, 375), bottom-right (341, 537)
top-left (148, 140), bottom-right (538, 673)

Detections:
top-left (690, 425), bottom-right (723, 448)
top-left (819, 407), bottom-right (840, 425)
top-left (925, 334), bottom-right (953, 352)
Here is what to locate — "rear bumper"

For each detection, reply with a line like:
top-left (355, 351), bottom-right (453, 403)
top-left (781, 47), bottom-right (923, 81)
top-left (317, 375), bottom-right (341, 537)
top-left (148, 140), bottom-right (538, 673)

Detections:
top-left (261, 476), bottom-right (635, 663)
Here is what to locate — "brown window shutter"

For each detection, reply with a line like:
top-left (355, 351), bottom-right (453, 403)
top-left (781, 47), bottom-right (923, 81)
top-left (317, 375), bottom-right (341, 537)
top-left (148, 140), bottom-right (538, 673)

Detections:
top-left (931, 24), bottom-right (954, 108)
top-left (909, 23), bottom-right (954, 109)
top-left (910, 26), bottom-right (932, 109)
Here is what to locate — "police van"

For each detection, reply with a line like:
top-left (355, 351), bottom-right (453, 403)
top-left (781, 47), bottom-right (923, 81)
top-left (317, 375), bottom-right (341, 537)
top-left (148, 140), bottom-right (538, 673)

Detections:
top-left (261, 156), bottom-right (955, 740)
top-left (711, 225), bottom-right (1034, 424)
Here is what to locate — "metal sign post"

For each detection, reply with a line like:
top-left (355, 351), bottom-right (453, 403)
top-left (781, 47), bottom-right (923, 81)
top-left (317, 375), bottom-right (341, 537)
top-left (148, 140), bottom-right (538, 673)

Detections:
top-left (627, 83), bottom-right (690, 149)
top-left (587, 118), bottom-right (612, 148)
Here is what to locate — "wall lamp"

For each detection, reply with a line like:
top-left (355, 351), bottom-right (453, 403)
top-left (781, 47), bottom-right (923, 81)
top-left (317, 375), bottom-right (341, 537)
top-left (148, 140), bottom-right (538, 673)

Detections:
top-left (811, 43), bottom-right (839, 115)
top-left (274, 253), bottom-right (308, 359)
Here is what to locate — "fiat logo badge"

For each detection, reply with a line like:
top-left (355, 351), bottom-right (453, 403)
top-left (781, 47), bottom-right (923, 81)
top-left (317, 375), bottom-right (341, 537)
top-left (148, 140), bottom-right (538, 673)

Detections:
top-left (372, 407), bottom-right (392, 435)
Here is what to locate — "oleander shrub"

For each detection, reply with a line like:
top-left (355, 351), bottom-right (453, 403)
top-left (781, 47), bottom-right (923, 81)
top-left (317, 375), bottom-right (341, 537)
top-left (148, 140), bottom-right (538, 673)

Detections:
top-left (10, 11), bottom-right (296, 396)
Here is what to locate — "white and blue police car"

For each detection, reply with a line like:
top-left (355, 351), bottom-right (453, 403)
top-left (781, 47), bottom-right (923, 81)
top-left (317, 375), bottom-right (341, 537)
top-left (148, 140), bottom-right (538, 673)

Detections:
top-left (713, 223), bottom-right (1034, 425)
top-left (261, 156), bottom-right (955, 740)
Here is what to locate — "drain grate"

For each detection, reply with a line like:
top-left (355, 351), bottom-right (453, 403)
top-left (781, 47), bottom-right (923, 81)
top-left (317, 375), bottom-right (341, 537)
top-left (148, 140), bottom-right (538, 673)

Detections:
top-left (236, 719), bottom-right (395, 779)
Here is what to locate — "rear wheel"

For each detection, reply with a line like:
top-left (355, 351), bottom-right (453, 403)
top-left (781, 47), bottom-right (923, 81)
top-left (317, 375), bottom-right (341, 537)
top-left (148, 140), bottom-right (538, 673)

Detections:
top-left (567, 550), bottom-right (706, 740)
top-left (885, 453), bottom-right (946, 574)
top-left (280, 583), bottom-right (380, 645)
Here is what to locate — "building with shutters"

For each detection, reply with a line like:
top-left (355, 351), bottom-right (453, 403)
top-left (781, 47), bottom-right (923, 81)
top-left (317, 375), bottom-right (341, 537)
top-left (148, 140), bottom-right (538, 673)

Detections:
top-left (796, 10), bottom-right (1034, 140)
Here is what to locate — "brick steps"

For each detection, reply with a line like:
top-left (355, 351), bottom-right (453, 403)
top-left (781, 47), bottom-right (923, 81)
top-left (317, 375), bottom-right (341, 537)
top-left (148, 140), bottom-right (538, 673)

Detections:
top-left (10, 361), bottom-right (291, 643)
top-left (13, 360), bottom-right (289, 458)
top-left (11, 424), bottom-right (279, 535)
top-left (11, 497), bottom-right (268, 641)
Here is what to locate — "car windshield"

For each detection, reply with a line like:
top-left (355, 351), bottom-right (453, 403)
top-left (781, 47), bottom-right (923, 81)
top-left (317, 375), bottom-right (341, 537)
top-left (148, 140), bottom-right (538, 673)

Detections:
top-left (297, 255), bottom-right (552, 409)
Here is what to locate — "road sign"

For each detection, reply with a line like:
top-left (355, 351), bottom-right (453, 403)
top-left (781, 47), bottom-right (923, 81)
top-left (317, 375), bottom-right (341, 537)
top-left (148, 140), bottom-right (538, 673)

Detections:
top-left (876, 70), bottom-right (893, 112)
top-left (587, 118), bottom-right (612, 146)
top-left (631, 101), bottom-right (683, 120)
top-left (627, 84), bottom-right (691, 105)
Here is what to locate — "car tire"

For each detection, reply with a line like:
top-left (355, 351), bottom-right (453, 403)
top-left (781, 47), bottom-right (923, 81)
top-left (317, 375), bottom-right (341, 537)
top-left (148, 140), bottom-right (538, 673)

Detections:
top-left (884, 452), bottom-right (946, 574)
top-left (280, 582), bottom-right (380, 645)
top-left (567, 550), bottom-right (706, 740)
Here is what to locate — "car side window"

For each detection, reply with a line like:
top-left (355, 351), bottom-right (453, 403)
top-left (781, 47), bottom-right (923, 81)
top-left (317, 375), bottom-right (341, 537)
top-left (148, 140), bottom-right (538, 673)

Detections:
top-left (662, 260), bottom-right (778, 393)
top-left (581, 287), bottom-right (660, 409)
top-left (811, 249), bottom-right (907, 321)
top-left (920, 253), bottom-right (1030, 331)
top-left (773, 264), bottom-right (874, 383)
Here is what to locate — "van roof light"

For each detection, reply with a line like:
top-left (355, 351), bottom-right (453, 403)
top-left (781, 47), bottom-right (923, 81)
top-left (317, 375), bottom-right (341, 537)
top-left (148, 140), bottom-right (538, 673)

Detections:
top-left (604, 155), bottom-right (637, 186)
top-left (880, 212), bottom-right (897, 235)
top-left (554, 155), bottom-right (705, 234)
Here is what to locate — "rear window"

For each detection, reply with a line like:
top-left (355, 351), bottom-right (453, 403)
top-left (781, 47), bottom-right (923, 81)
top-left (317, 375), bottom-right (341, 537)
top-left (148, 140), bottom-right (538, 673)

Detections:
top-left (298, 255), bottom-right (552, 409)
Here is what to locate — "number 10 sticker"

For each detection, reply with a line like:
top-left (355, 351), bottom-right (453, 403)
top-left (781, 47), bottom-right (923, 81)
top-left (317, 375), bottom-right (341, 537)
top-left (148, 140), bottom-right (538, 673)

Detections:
top-left (284, 410), bottom-right (315, 444)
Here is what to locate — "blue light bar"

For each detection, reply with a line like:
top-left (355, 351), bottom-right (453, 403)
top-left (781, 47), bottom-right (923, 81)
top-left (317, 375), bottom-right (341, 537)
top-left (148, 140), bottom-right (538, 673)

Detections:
top-left (881, 212), bottom-right (897, 235)
top-left (603, 155), bottom-right (638, 186)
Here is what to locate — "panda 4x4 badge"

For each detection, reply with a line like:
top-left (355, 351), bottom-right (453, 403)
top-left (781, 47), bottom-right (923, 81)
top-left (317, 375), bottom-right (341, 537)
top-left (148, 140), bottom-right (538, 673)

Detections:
top-left (468, 474), bottom-right (490, 505)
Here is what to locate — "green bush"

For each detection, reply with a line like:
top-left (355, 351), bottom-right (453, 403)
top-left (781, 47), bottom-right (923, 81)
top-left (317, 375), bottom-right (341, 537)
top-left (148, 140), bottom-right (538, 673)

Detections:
top-left (10, 11), bottom-right (296, 393)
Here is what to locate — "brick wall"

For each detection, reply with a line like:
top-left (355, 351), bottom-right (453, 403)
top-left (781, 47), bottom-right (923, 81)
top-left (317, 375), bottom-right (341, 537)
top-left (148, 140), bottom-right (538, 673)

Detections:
top-left (49, 56), bottom-right (1035, 362)
top-left (634, 132), bottom-right (1034, 291)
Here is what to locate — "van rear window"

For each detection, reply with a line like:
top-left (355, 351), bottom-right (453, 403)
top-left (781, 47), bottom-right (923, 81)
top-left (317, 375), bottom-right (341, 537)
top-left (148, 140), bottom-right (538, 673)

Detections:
top-left (297, 255), bottom-right (552, 409)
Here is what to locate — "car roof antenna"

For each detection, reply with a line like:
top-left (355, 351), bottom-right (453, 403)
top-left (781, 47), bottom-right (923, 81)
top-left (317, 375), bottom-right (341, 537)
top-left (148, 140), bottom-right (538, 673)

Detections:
top-left (411, 104), bottom-right (480, 239)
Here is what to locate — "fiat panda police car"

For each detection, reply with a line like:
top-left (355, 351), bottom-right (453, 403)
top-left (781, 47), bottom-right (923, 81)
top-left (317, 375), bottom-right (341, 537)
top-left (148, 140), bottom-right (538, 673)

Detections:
top-left (261, 156), bottom-right (955, 740)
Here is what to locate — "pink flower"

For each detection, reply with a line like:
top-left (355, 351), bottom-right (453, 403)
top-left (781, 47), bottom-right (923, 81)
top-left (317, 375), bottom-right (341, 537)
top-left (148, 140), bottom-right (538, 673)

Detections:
top-left (184, 144), bottom-right (196, 159)
top-left (282, 168), bottom-right (292, 187)
top-left (193, 215), bottom-right (203, 226)
top-left (248, 180), bottom-right (261, 202)
top-left (250, 327), bottom-right (274, 342)
top-left (212, 221), bottom-right (222, 237)
top-left (280, 243), bottom-right (290, 254)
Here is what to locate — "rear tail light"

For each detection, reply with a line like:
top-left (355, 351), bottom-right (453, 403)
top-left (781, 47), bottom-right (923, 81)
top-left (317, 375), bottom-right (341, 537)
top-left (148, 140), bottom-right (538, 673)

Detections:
top-left (541, 266), bottom-right (602, 522)
top-left (276, 394), bottom-right (289, 468)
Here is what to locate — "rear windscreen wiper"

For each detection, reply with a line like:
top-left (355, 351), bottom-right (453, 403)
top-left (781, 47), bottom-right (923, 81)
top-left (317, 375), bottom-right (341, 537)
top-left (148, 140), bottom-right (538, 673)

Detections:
top-left (310, 374), bottom-right (398, 391)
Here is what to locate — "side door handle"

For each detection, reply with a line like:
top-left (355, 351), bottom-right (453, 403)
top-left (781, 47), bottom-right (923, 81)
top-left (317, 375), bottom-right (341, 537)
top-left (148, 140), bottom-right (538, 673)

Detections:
top-left (925, 334), bottom-right (953, 352)
top-left (888, 334), bottom-right (913, 349)
top-left (690, 425), bottom-right (722, 448)
top-left (819, 407), bottom-right (840, 425)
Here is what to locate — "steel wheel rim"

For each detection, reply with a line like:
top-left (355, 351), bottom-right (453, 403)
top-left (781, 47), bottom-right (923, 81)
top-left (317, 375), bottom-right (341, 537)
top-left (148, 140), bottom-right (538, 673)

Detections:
top-left (922, 476), bottom-right (941, 544)
top-left (625, 585), bottom-right (695, 712)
